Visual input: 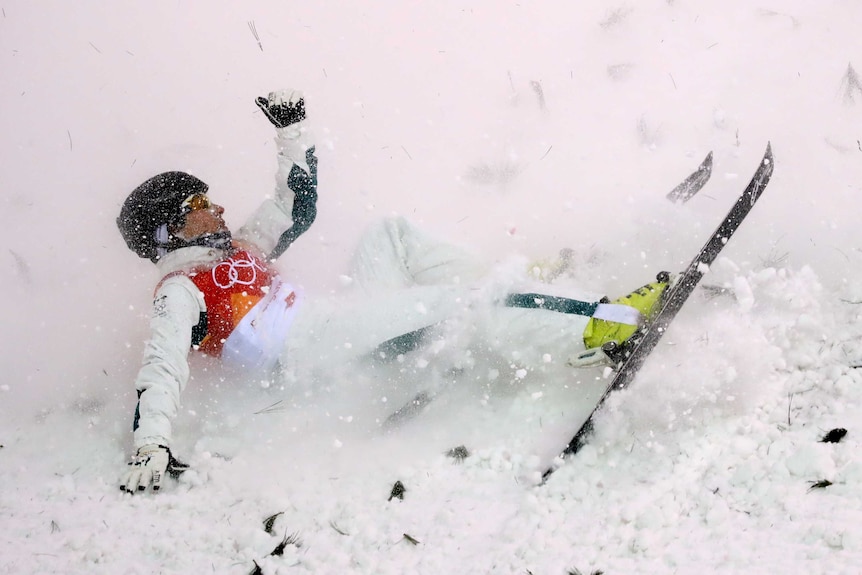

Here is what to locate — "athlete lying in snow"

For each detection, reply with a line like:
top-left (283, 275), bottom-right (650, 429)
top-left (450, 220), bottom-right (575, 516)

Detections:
top-left (116, 90), bottom-right (669, 493)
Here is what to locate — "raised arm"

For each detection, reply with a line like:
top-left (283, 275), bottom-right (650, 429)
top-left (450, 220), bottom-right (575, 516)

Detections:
top-left (236, 90), bottom-right (319, 260)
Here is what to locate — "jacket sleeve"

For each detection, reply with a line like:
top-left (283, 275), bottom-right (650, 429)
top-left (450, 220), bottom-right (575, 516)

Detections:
top-left (132, 276), bottom-right (204, 449)
top-left (236, 122), bottom-right (318, 259)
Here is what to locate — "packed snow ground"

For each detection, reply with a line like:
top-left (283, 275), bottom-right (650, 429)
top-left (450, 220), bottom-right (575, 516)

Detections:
top-left (3, 1), bottom-right (862, 574)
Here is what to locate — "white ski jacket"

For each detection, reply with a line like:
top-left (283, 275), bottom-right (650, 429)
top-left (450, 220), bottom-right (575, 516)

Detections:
top-left (133, 124), bottom-right (313, 449)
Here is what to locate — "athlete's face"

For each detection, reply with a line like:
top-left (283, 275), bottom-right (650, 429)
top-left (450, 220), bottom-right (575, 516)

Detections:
top-left (175, 201), bottom-right (229, 239)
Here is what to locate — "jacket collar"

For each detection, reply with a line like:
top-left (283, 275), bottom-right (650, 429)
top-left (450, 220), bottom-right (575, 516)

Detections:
top-left (155, 246), bottom-right (226, 275)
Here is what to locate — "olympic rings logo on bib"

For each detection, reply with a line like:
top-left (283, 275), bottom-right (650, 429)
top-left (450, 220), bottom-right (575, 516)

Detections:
top-left (212, 254), bottom-right (268, 289)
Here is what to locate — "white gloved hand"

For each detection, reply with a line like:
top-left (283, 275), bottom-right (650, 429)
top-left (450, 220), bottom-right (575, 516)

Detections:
top-left (120, 444), bottom-right (172, 493)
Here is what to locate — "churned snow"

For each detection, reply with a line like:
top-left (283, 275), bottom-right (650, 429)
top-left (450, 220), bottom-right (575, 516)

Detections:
top-left (2, 1), bottom-right (862, 574)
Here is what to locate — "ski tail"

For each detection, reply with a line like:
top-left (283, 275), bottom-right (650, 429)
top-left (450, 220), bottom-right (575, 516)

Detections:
top-left (541, 143), bottom-right (774, 483)
top-left (666, 151), bottom-right (713, 204)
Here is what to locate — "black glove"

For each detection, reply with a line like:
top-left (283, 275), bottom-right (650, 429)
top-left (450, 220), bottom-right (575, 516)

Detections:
top-left (255, 89), bottom-right (306, 128)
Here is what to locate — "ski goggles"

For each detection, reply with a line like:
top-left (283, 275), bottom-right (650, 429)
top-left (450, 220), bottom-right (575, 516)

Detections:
top-left (169, 193), bottom-right (213, 228)
top-left (180, 193), bottom-right (212, 213)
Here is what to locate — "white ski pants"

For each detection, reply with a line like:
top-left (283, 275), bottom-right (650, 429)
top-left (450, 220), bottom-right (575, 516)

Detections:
top-left (280, 217), bottom-right (593, 372)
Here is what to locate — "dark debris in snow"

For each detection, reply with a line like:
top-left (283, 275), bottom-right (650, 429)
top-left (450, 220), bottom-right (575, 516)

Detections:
top-left (389, 480), bottom-right (406, 501)
top-left (820, 428), bottom-right (848, 443)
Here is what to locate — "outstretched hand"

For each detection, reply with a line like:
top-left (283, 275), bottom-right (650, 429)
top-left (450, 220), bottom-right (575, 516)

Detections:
top-left (256, 89), bottom-right (306, 128)
top-left (120, 444), bottom-right (188, 493)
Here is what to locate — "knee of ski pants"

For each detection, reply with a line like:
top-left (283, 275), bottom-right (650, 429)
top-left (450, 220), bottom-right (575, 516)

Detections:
top-left (350, 216), bottom-right (487, 290)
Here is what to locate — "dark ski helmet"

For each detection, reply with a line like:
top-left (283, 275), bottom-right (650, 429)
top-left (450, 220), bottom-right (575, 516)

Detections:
top-left (117, 171), bottom-right (209, 262)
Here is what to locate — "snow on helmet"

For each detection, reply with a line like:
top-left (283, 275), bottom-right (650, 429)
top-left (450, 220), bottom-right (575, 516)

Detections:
top-left (117, 171), bottom-right (209, 262)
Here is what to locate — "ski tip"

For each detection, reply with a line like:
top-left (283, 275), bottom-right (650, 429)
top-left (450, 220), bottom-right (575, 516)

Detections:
top-left (762, 142), bottom-right (775, 176)
top-left (702, 151), bottom-right (713, 174)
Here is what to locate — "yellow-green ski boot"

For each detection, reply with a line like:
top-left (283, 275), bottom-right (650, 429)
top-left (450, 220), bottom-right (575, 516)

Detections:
top-left (570, 271), bottom-right (674, 367)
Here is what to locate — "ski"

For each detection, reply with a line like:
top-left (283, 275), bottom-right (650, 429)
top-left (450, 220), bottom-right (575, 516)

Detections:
top-left (530, 151), bottom-right (715, 282)
top-left (667, 151), bottom-right (713, 204)
top-left (377, 150), bottom-right (721, 429)
top-left (541, 143), bottom-right (774, 483)
top-left (382, 391), bottom-right (435, 430)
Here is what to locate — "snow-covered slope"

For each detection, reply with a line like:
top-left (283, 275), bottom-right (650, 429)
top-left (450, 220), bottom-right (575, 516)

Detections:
top-left (2, 1), bottom-right (862, 573)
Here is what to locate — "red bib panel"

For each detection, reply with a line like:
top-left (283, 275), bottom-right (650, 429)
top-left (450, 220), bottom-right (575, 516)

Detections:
top-left (186, 250), bottom-right (278, 357)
